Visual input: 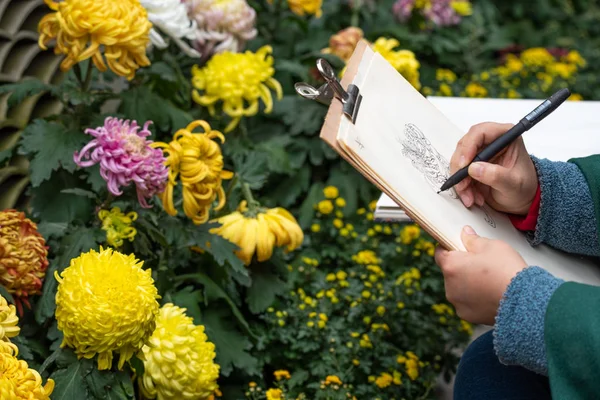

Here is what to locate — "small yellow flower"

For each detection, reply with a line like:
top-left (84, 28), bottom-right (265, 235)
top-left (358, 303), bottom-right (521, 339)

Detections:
top-left (400, 225), bottom-right (421, 244)
top-left (333, 219), bottom-right (344, 229)
top-left (55, 247), bottom-right (160, 370)
top-left (311, 223), bottom-right (321, 232)
top-left (405, 359), bottom-right (419, 380)
top-left (352, 359), bottom-right (360, 366)
top-left (439, 83), bottom-right (453, 96)
top-left (98, 207), bottom-right (138, 248)
top-left (569, 93), bottom-right (583, 101)
top-left (361, 290), bottom-right (371, 299)
top-left (287, 0), bottom-right (323, 17)
top-left (324, 375), bottom-right (342, 385)
top-left (436, 68), bottom-right (457, 83)
top-left (375, 372), bottom-right (393, 388)
top-left (565, 50), bottom-right (586, 67)
top-left (274, 370), bottom-right (291, 380)
top-left (323, 186), bottom-right (339, 199)
top-left (266, 388), bottom-right (283, 400)
top-left (335, 198), bottom-right (346, 207)
top-left (376, 306), bottom-right (386, 316)
top-left (249, 382), bottom-right (257, 388)
top-left (352, 250), bottom-right (379, 265)
top-left (336, 270), bottom-right (347, 280)
top-left (520, 48), bottom-right (554, 67)
top-left (465, 82), bottom-right (488, 98)
top-left (38, 0), bottom-right (151, 80)
top-left (152, 120), bottom-right (233, 225)
top-left (450, 0), bottom-right (472, 16)
top-left (191, 46), bottom-right (282, 132)
top-left (317, 200), bottom-right (334, 214)
top-left (318, 320), bottom-right (326, 329)
top-left (326, 273), bottom-right (336, 282)
top-left (307, 321), bottom-right (315, 328)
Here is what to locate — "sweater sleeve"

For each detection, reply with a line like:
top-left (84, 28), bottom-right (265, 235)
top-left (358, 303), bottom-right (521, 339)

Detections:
top-left (524, 156), bottom-right (600, 257)
top-left (493, 266), bottom-right (564, 376)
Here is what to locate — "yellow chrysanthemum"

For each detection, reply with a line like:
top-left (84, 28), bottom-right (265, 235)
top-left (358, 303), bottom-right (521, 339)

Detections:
top-left (274, 370), bottom-right (291, 380)
top-left (317, 200), bottom-right (334, 214)
top-left (0, 296), bottom-right (19, 343)
top-left (352, 250), bottom-right (379, 265)
top-left (464, 82), bottom-right (488, 98)
top-left (55, 247), bottom-right (160, 370)
top-left (436, 68), bottom-right (457, 83)
top-left (38, 0), bottom-right (152, 80)
top-left (372, 38), bottom-right (421, 90)
top-left (324, 375), bottom-right (342, 385)
top-left (0, 210), bottom-right (49, 304)
top-left (98, 207), bottom-right (138, 248)
top-left (520, 48), bottom-right (554, 68)
top-left (152, 120), bottom-right (234, 225)
top-left (210, 201), bottom-right (304, 265)
top-left (191, 46), bottom-right (283, 132)
top-left (140, 303), bottom-right (219, 400)
top-left (321, 27), bottom-right (364, 62)
top-left (0, 344), bottom-right (54, 400)
top-left (287, 0), bottom-right (323, 17)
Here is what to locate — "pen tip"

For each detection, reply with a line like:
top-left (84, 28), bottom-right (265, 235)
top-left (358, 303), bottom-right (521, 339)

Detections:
top-left (436, 190), bottom-right (441, 194)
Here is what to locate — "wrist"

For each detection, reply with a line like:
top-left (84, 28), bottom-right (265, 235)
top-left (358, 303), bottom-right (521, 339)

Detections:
top-left (509, 184), bottom-right (541, 231)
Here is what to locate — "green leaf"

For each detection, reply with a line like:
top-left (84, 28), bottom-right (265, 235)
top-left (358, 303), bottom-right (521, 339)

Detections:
top-left (39, 348), bottom-right (62, 376)
top-left (233, 152), bottom-right (269, 190)
top-left (0, 285), bottom-right (14, 304)
top-left (116, 369), bottom-right (135, 398)
top-left (19, 120), bottom-right (87, 186)
top-left (176, 273), bottom-right (256, 339)
top-left (298, 182), bottom-right (324, 228)
top-left (273, 96), bottom-right (326, 136)
top-left (35, 227), bottom-right (102, 324)
top-left (85, 165), bottom-right (106, 193)
top-left (60, 188), bottom-right (97, 199)
top-left (190, 223), bottom-right (247, 282)
top-left (201, 308), bottom-right (259, 377)
top-left (275, 59), bottom-right (310, 81)
top-left (246, 265), bottom-right (285, 314)
top-left (12, 335), bottom-right (34, 362)
top-left (0, 149), bottom-right (12, 164)
top-left (129, 355), bottom-right (145, 378)
top-left (50, 360), bottom-right (90, 400)
top-left (170, 286), bottom-right (203, 324)
top-left (0, 79), bottom-right (51, 108)
top-left (119, 86), bottom-right (191, 132)
top-left (287, 369), bottom-right (309, 389)
top-left (85, 369), bottom-right (133, 400)
top-left (30, 170), bottom-right (94, 224)
top-left (36, 222), bottom-right (69, 240)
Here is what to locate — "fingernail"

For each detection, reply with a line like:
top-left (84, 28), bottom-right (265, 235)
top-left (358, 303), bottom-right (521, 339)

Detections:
top-left (470, 163), bottom-right (483, 178)
top-left (459, 155), bottom-right (466, 168)
top-left (463, 225), bottom-right (476, 235)
top-left (460, 192), bottom-right (472, 207)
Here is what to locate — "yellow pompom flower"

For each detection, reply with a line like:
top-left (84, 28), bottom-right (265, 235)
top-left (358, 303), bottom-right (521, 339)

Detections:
top-left (287, 0), bottom-right (323, 17)
top-left (191, 46), bottom-right (283, 132)
top-left (98, 207), bottom-right (138, 248)
top-left (372, 38), bottom-right (421, 89)
top-left (317, 200), bottom-right (334, 214)
top-left (464, 82), bottom-right (488, 98)
top-left (450, 0), bottom-right (472, 16)
top-left (152, 120), bottom-right (234, 225)
top-left (266, 388), bottom-right (283, 400)
top-left (323, 186), bottom-right (339, 199)
top-left (54, 247), bottom-right (160, 370)
top-left (0, 210), bottom-right (49, 305)
top-left (520, 48), bottom-right (554, 68)
top-left (38, 0), bottom-right (152, 80)
top-left (0, 343), bottom-right (54, 400)
top-left (274, 370), bottom-right (291, 381)
top-left (140, 303), bottom-right (219, 400)
top-left (0, 296), bottom-right (19, 343)
top-left (211, 201), bottom-right (303, 265)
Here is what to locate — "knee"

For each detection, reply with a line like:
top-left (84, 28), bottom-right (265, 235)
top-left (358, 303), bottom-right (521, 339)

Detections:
top-left (454, 330), bottom-right (497, 397)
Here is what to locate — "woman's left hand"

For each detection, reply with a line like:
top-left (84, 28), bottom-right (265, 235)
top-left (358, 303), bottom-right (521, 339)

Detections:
top-left (434, 226), bottom-right (528, 325)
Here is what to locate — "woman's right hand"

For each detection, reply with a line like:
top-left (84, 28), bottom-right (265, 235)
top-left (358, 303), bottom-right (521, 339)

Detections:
top-left (449, 122), bottom-right (539, 216)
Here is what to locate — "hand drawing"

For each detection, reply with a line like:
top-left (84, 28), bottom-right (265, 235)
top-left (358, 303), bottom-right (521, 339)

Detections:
top-left (480, 206), bottom-right (497, 228)
top-left (397, 123), bottom-right (458, 199)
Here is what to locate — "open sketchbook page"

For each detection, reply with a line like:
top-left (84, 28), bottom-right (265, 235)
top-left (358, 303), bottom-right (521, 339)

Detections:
top-left (335, 47), bottom-right (600, 285)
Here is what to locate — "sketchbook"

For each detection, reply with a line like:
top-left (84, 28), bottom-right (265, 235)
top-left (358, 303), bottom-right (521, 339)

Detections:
top-left (310, 40), bottom-right (600, 286)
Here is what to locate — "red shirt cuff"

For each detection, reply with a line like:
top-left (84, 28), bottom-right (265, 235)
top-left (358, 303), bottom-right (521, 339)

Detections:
top-left (508, 184), bottom-right (541, 231)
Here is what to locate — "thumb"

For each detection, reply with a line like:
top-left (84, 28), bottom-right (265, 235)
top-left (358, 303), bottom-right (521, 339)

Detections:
top-left (468, 162), bottom-right (517, 192)
top-left (461, 226), bottom-right (491, 253)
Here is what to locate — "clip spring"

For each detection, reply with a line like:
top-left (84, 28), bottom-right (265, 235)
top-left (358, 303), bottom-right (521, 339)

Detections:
top-left (295, 58), bottom-right (362, 124)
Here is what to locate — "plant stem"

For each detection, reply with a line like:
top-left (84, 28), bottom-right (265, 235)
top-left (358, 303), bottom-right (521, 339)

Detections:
top-left (224, 173), bottom-right (239, 200)
top-left (351, 0), bottom-right (361, 26)
top-left (81, 60), bottom-right (93, 92)
top-left (73, 64), bottom-right (83, 87)
top-left (241, 182), bottom-right (260, 209)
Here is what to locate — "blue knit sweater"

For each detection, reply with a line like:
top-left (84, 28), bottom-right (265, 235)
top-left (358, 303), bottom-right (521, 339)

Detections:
top-left (493, 156), bottom-right (600, 376)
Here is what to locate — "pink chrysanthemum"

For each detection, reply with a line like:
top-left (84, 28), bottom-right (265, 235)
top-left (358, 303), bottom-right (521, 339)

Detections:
top-left (392, 0), bottom-right (414, 22)
top-left (74, 117), bottom-right (168, 208)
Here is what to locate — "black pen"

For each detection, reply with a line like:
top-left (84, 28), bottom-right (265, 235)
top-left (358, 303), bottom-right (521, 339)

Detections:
top-left (438, 87), bottom-right (571, 193)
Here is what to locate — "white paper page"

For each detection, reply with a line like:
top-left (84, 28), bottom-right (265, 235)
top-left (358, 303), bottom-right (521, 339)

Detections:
top-left (338, 51), bottom-right (600, 285)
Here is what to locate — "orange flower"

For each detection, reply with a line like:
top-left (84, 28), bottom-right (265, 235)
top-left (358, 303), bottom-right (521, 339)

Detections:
top-left (322, 27), bottom-right (364, 62)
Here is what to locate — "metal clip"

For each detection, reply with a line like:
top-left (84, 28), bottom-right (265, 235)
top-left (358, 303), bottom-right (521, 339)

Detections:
top-left (294, 58), bottom-right (362, 124)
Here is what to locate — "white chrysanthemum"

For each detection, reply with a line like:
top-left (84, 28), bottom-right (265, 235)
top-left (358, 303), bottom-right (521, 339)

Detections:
top-left (186, 0), bottom-right (257, 55)
top-left (141, 0), bottom-right (201, 57)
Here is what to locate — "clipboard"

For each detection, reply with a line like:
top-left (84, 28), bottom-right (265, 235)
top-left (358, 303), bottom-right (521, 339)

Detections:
top-left (295, 40), bottom-right (600, 286)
